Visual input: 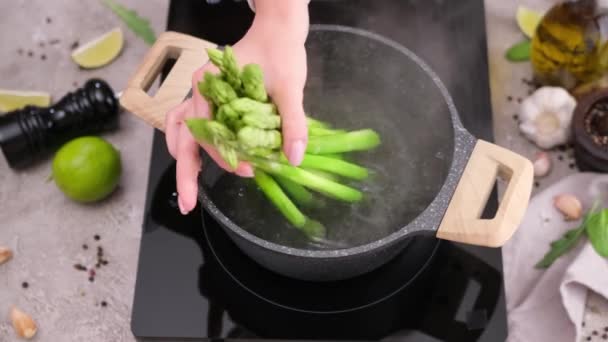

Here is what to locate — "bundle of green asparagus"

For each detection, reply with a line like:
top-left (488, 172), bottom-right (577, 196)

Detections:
top-left (186, 46), bottom-right (381, 240)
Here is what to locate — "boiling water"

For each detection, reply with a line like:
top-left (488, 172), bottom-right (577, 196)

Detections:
top-left (203, 27), bottom-right (455, 250)
top-left (204, 87), bottom-right (452, 250)
top-left (207, 156), bottom-right (411, 250)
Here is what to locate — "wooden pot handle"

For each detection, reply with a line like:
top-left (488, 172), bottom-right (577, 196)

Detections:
top-left (119, 31), bottom-right (217, 131)
top-left (436, 140), bottom-right (533, 247)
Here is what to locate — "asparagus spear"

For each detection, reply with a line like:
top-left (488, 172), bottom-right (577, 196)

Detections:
top-left (306, 117), bottom-right (331, 129)
top-left (299, 154), bottom-right (368, 180)
top-left (308, 126), bottom-right (346, 136)
top-left (237, 127), bottom-right (282, 150)
top-left (222, 46), bottom-right (242, 91)
top-left (187, 46), bottom-right (383, 239)
top-left (206, 48), bottom-right (224, 68)
top-left (251, 158), bottom-right (363, 202)
top-left (254, 170), bottom-right (325, 238)
top-left (273, 175), bottom-right (315, 207)
top-left (307, 129), bottom-right (381, 154)
top-left (198, 72), bottom-right (238, 106)
top-left (241, 64), bottom-right (268, 102)
top-left (277, 153), bottom-right (368, 180)
top-left (241, 112), bottom-right (281, 129)
top-left (301, 168), bottom-right (340, 182)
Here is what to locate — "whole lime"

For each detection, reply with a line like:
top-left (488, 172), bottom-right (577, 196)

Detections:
top-left (52, 136), bottom-right (121, 203)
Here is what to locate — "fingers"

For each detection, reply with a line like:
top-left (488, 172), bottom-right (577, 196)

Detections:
top-left (165, 99), bottom-right (192, 158)
top-left (191, 61), bottom-right (254, 177)
top-left (175, 123), bottom-right (202, 215)
top-left (234, 162), bottom-right (255, 178)
top-left (173, 113), bottom-right (253, 216)
top-left (272, 76), bottom-right (308, 166)
top-left (203, 143), bottom-right (254, 178)
top-left (167, 60), bottom-right (215, 160)
top-left (173, 57), bottom-right (259, 215)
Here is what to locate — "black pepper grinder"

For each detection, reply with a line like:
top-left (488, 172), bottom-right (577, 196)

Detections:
top-left (0, 79), bottom-right (119, 169)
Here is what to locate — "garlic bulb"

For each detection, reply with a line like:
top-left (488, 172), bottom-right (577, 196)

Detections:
top-left (519, 87), bottom-right (576, 149)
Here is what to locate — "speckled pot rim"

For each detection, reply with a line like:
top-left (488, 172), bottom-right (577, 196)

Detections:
top-left (198, 25), bottom-right (477, 259)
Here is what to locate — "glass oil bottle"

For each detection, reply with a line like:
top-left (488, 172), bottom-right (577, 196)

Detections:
top-left (531, 0), bottom-right (608, 89)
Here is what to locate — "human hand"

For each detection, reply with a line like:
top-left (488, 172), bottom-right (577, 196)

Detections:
top-left (165, 0), bottom-right (310, 214)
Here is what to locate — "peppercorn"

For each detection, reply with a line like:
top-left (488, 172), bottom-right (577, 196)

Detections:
top-left (74, 264), bottom-right (87, 271)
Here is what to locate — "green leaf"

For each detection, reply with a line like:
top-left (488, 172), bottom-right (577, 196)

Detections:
top-left (102, 0), bottom-right (156, 45)
top-left (535, 225), bottom-right (586, 269)
top-left (586, 208), bottom-right (608, 257)
top-left (505, 39), bottom-right (531, 62)
top-left (535, 203), bottom-right (600, 269)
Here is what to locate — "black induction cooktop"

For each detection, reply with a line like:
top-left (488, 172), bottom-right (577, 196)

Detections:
top-left (131, 0), bottom-right (507, 341)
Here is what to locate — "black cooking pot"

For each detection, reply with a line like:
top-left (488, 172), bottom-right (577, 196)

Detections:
top-left (121, 27), bottom-right (533, 281)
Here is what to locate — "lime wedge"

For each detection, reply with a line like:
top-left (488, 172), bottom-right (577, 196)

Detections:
top-left (0, 90), bottom-right (51, 113)
top-left (517, 6), bottom-right (542, 38)
top-left (71, 28), bottom-right (124, 69)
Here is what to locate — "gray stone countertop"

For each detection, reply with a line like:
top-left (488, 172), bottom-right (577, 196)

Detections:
top-left (0, 0), bottom-right (605, 341)
top-left (0, 0), bottom-right (166, 341)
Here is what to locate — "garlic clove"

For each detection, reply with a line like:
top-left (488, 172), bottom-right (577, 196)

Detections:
top-left (0, 247), bottom-right (13, 265)
top-left (10, 307), bottom-right (37, 339)
top-left (554, 194), bottom-right (583, 221)
top-left (533, 152), bottom-right (552, 177)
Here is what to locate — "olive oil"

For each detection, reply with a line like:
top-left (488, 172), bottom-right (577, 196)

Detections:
top-left (531, 0), bottom-right (608, 89)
